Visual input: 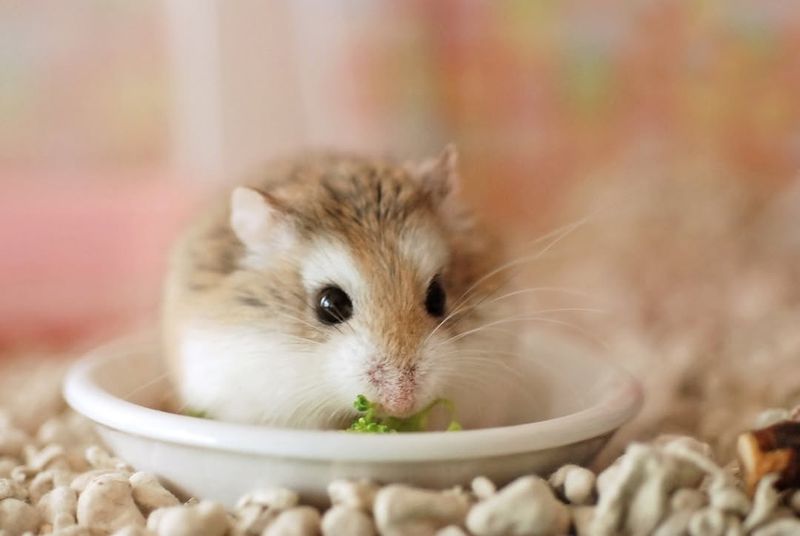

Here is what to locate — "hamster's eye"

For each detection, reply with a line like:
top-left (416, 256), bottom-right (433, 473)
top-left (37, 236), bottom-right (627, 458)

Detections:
top-left (425, 276), bottom-right (446, 317)
top-left (315, 286), bottom-right (353, 325)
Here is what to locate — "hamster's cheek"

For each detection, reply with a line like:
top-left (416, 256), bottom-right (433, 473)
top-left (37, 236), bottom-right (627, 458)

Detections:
top-left (323, 331), bottom-right (380, 404)
top-left (421, 330), bottom-right (519, 429)
top-left (177, 323), bottom-right (314, 424)
top-left (176, 319), bottom-right (377, 428)
top-left (418, 330), bottom-right (458, 382)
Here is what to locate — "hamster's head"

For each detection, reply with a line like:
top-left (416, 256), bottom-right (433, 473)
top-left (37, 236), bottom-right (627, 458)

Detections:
top-left (226, 147), bottom-right (510, 428)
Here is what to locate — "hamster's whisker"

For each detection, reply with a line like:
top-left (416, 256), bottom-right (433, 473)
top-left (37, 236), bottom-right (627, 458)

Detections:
top-left (432, 348), bottom-right (527, 362)
top-left (436, 372), bottom-right (515, 398)
top-left (438, 354), bottom-right (520, 375)
top-left (279, 335), bottom-right (324, 346)
top-left (433, 309), bottom-right (601, 349)
top-left (283, 398), bottom-right (317, 428)
top-left (437, 212), bottom-right (604, 330)
top-left (434, 351), bottom-right (521, 369)
top-left (427, 224), bottom-right (592, 344)
top-left (281, 395), bottom-right (317, 425)
top-left (507, 317), bottom-right (611, 349)
top-left (447, 217), bottom-right (590, 313)
top-left (274, 387), bottom-right (328, 427)
top-left (328, 308), bottom-right (355, 335)
top-left (511, 213), bottom-right (594, 256)
top-left (485, 286), bottom-right (591, 303)
top-left (120, 372), bottom-right (174, 404)
top-left (301, 394), bottom-right (340, 428)
top-left (466, 287), bottom-right (594, 315)
top-left (441, 286), bottom-right (595, 336)
top-left (437, 371), bottom-right (520, 393)
top-left (268, 302), bottom-right (326, 330)
top-left (431, 310), bottom-right (605, 350)
top-left (328, 407), bottom-right (355, 429)
top-left (271, 310), bottom-right (329, 337)
top-left (323, 403), bottom-right (352, 429)
top-left (425, 285), bottom-right (594, 344)
top-left (437, 367), bottom-right (521, 390)
top-left (436, 358), bottom-right (520, 376)
top-left (424, 285), bottom-right (508, 345)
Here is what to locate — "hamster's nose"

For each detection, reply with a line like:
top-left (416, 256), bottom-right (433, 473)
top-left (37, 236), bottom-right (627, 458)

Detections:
top-left (368, 361), bottom-right (418, 416)
top-left (379, 390), bottom-right (416, 417)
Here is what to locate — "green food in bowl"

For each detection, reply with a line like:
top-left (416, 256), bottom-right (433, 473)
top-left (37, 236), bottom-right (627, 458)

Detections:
top-left (348, 394), bottom-right (461, 433)
top-left (183, 408), bottom-right (209, 419)
top-left (182, 396), bottom-right (461, 433)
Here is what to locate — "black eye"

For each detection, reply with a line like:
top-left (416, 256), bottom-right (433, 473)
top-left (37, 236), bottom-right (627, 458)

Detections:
top-left (315, 286), bottom-right (353, 325)
top-left (425, 276), bottom-right (446, 317)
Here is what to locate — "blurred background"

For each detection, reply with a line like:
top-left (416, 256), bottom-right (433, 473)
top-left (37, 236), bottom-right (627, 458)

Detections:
top-left (2, 1), bottom-right (800, 447)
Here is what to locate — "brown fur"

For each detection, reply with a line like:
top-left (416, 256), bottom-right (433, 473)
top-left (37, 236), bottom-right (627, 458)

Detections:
top-left (162, 152), bottom-right (505, 405)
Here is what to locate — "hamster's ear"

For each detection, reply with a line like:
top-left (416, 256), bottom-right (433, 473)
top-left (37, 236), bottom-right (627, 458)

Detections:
top-left (230, 187), bottom-right (291, 252)
top-left (407, 144), bottom-right (461, 203)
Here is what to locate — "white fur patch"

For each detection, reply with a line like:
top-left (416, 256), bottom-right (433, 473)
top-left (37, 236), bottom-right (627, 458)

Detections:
top-left (301, 240), bottom-right (366, 300)
top-left (177, 320), bottom-right (379, 428)
top-left (399, 226), bottom-right (449, 281)
top-left (180, 323), bottom-right (335, 427)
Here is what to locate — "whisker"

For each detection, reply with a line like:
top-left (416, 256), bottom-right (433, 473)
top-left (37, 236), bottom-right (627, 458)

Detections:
top-left (426, 219), bottom-right (594, 346)
top-left (448, 216), bottom-right (591, 313)
top-left (432, 312), bottom-right (606, 350)
top-left (432, 349), bottom-right (525, 361)
top-left (120, 371), bottom-right (174, 403)
top-left (430, 285), bottom-right (601, 343)
top-left (270, 309), bottom-right (330, 337)
top-left (437, 363), bottom-right (513, 381)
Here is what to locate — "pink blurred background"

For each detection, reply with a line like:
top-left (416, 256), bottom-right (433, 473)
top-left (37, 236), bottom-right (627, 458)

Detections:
top-left (2, 1), bottom-right (800, 351)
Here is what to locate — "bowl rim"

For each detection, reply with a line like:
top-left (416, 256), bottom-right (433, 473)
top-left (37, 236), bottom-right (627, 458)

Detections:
top-left (64, 335), bottom-right (643, 462)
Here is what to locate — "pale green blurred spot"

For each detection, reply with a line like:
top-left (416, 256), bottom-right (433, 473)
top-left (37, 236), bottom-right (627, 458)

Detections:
top-left (727, 9), bottom-right (779, 60)
top-left (562, 50), bottom-right (616, 118)
top-left (502, 0), bottom-right (559, 56)
top-left (740, 24), bottom-right (777, 60)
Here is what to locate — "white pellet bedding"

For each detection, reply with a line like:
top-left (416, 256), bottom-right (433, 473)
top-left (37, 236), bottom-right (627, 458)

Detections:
top-left (0, 354), bottom-right (798, 536)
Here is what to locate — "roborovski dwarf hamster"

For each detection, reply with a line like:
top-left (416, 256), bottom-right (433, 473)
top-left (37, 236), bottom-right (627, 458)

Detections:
top-left (162, 147), bottom-right (518, 430)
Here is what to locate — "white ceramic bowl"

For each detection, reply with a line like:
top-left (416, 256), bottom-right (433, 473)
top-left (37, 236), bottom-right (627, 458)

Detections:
top-left (64, 333), bottom-right (641, 506)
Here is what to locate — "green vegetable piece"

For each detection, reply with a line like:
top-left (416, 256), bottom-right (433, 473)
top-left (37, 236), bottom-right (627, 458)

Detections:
top-left (353, 394), bottom-right (371, 412)
top-left (183, 408), bottom-right (208, 419)
top-left (348, 414), bottom-right (394, 433)
top-left (347, 394), bottom-right (461, 433)
top-left (447, 421), bottom-right (463, 431)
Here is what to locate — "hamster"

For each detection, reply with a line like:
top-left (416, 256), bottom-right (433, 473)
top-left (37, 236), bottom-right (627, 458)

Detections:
top-left (162, 146), bottom-right (519, 430)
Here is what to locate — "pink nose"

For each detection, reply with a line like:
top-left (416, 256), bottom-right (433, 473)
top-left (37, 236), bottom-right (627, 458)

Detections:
top-left (368, 361), bottom-right (418, 416)
top-left (379, 390), bottom-right (416, 416)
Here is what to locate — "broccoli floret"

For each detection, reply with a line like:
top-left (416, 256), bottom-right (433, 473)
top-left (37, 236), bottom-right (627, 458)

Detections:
top-left (349, 416), bottom-right (395, 433)
top-left (348, 395), bottom-right (396, 433)
top-left (353, 394), bottom-right (372, 413)
top-left (347, 395), bottom-right (461, 433)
